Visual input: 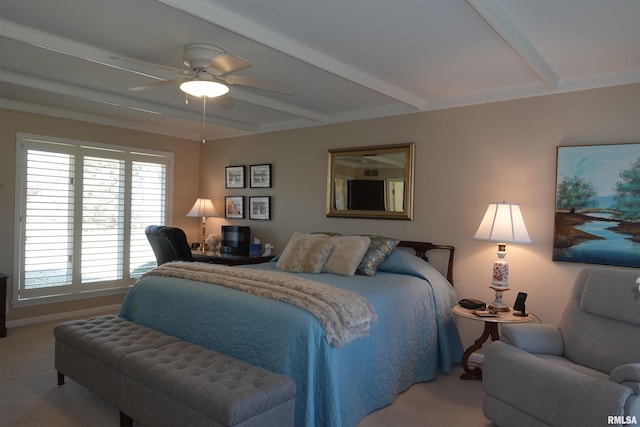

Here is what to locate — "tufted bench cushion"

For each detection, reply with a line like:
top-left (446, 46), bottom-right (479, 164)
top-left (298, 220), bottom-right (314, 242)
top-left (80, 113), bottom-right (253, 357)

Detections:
top-left (120, 340), bottom-right (296, 427)
top-left (54, 314), bottom-right (180, 407)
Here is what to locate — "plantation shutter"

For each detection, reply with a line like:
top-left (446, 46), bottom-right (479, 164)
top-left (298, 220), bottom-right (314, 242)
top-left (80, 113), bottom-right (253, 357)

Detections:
top-left (23, 149), bottom-right (75, 290)
top-left (16, 134), bottom-right (172, 301)
top-left (130, 161), bottom-right (167, 277)
top-left (81, 156), bottom-right (125, 284)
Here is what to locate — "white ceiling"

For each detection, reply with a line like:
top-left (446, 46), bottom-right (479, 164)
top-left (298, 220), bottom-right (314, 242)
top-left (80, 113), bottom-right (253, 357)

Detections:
top-left (1, 0), bottom-right (639, 141)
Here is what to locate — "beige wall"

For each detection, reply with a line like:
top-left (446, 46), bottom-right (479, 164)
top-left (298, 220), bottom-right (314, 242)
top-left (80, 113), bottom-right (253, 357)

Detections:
top-left (199, 83), bottom-right (640, 348)
top-left (0, 108), bottom-right (201, 323)
top-left (2, 83), bottom-right (639, 346)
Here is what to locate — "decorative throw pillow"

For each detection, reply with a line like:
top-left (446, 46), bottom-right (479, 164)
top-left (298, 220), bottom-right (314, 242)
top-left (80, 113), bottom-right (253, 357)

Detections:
top-left (276, 232), bottom-right (334, 273)
top-left (277, 232), bottom-right (322, 267)
top-left (356, 235), bottom-right (400, 276)
top-left (322, 235), bottom-right (371, 276)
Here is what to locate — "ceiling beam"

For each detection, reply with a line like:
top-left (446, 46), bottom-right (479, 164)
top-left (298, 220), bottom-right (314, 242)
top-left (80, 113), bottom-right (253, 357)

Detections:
top-left (155, 0), bottom-right (424, 109)
top-left (0, 97), bottom-right (203, 140)
top-left (0, 19), bottom-right (169, 80)
top-left (230, 90), bottom-right (327, 122)
top-left (466, 0), bottom-right (559, 90)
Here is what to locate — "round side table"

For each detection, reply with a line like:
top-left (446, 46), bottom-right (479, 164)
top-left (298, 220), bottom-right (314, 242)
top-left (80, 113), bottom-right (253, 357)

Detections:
top-left (452, 305), bottom-right (533, 380)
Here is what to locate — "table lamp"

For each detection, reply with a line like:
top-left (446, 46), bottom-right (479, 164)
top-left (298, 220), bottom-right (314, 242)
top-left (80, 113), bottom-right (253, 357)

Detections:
top-left (473, 202), bottom-right (531, 311)
top-left (187, 198), bottom-right (219, 251)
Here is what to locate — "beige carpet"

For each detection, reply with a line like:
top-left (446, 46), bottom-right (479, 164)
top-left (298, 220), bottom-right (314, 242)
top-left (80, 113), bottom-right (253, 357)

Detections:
top-left (0, 316), bottom-right (493, 427)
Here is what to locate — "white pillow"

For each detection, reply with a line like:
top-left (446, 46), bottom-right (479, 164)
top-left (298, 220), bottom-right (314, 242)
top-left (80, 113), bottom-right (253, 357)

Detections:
top-left (323, 236), bottom-right (371, 276)
top-left (276, 232), bottom-right (334, 273)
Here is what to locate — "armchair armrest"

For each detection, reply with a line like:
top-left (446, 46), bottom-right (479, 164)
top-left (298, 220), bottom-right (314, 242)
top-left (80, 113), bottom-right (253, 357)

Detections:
top-left (483, 341), bottom-right (635, 427)
top-left (501, 324), bottom-right (564, 355)
top-left (610, 363), bottom-right (640, 394)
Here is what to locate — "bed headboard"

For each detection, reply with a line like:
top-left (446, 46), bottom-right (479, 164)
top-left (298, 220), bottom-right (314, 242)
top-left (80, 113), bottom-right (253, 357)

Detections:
top-left (397, 241), bottom-right (455, 285)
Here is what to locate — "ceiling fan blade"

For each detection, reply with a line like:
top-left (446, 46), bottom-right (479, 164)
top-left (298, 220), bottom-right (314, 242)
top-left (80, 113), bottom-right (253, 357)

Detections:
top-left (111, 55), bottom-right (191, 76)
top-left (210, 96), bottom-right (235, 110)
top-left (223, 75), bottom-right (297, 96)
top-left (207, 53), bottom-right (253, 76)
top-left (129, 78), bottom-right (186, 92)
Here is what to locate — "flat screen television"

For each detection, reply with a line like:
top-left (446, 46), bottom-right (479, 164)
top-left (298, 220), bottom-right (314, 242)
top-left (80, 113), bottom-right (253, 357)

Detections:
top-left (221, 226), bottom-right (250, 255)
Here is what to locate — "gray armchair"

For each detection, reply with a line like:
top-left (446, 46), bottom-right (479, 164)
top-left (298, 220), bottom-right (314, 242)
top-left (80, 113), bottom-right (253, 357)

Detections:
top-left (483, 268), bottom-right (640, 427)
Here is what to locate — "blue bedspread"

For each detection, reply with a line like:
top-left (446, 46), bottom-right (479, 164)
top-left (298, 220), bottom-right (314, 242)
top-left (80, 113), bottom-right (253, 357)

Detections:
top-left (119, 249), bottom-right (463, 427)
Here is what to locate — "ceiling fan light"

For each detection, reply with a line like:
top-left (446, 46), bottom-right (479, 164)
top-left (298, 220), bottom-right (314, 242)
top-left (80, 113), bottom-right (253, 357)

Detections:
top-left (180, 80), bottom-right (229, 98)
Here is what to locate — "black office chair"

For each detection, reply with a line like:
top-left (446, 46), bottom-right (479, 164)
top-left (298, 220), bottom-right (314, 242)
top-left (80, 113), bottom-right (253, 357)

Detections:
top-left (145, 225), bottom-right (194, 265)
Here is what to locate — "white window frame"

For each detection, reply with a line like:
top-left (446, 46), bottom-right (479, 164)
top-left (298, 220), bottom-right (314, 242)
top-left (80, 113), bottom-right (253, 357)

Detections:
top-left (13, 133), bottom-right (174, 306)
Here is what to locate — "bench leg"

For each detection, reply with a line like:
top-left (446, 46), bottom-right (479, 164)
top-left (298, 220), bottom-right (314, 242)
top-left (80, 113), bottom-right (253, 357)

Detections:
top-left (57, 371), bottom-right (65, 385)
top-left (120, 411), bottom-right (133, 427)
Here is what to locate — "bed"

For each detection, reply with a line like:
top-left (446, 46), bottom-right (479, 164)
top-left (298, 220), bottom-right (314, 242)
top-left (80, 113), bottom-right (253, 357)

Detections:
top-left (119, 236), bottom-right (463, 427)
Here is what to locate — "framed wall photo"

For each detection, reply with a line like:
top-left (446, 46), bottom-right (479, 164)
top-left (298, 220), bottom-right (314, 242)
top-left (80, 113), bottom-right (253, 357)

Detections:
top-left (553, 143), bottom-right (640, 268)
top-left (225, 165), bottom-right (245, 189)
top-left (225, 196), bottom-right (245, 219)
top-left (249, 196), bottom-right (271, 220)
top-left (250, 164), bottom-right (272, 188)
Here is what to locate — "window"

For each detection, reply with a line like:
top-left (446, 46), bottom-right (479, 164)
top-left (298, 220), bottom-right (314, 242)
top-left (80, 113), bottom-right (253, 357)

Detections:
top-left (14, 133), bottom-right (173, 302)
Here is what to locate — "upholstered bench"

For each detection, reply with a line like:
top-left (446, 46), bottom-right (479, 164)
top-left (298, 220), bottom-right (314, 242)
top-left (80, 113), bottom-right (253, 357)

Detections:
top-left (119, 340), bottom-right (296, 427)
top-left (54, 315), bottom-right (180, 410)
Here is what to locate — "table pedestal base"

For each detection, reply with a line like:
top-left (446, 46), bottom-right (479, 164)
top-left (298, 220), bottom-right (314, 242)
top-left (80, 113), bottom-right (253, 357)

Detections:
top-left (459, 321), bottom-right (499, 380)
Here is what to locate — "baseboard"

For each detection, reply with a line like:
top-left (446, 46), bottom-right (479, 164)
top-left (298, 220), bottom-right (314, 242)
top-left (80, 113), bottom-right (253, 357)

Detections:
top-left (6, 304), bottom-right (122, 329)
top-left (469, 352), bottom-right (484, 365)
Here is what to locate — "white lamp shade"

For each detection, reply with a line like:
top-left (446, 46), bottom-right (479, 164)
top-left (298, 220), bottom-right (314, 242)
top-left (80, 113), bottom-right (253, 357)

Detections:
top-left (180, 80), bottom-right (229, 98)
top-left (473, 202), bottom-right (531, 244)
top-left (187, 198), bottom-right (219, 218)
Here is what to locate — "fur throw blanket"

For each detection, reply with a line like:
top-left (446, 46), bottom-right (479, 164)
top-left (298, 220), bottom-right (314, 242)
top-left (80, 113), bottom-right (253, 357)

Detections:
top-left (142, 262), bottom-right (378, 347)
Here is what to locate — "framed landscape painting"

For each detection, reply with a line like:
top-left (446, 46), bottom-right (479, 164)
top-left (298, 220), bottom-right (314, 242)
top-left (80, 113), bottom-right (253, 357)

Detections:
top-left (553, 143), bottom-right (640, 267)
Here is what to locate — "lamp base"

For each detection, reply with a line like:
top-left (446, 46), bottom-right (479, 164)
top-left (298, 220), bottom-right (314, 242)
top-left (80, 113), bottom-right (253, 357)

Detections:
top-left (200, 219), bottom-right (207, 252)
top-left (489, 285), bottom-right (511, 312)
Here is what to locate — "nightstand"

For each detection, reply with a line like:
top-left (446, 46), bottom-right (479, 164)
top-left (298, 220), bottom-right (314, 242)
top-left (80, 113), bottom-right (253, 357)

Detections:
top-left (452, 305), bottom-right (532, 380)
top-left (192, 251), bottom-right (276, 266)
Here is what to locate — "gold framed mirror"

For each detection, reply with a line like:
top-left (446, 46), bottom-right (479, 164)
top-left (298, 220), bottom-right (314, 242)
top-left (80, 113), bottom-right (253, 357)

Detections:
top-left (326, 142), bottom-right (414, 220)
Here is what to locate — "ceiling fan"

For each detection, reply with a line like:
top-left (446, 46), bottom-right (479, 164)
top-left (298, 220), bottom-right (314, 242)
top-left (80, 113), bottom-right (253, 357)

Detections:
top-left (116, 43), bottom-right (297, 98)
